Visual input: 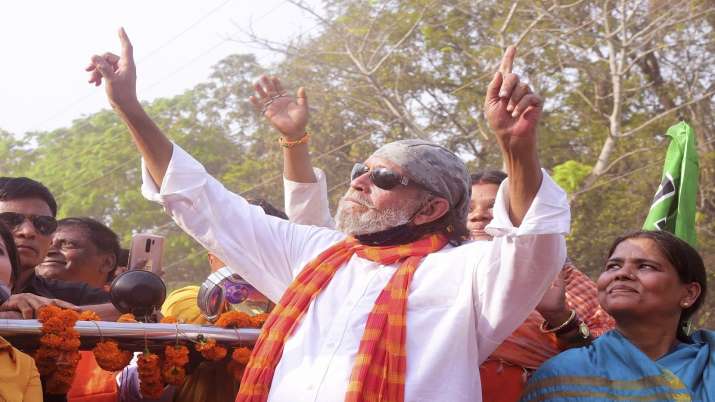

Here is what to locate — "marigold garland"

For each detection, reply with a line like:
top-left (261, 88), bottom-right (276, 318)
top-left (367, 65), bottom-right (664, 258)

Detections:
top-left (227, 346), bottom-right (252, 381)
top-left (93, 340), bottom-right (133, 371)
top-left (215, 311), bottom-right (252, 328)
top-left (137, 352), bottom-right (164, 399)
top-left (35, 305), bottom-right (81, 395)
top-left (195, 336), bottom-right (227, 361)
top-left (117, 313), bottom-right (138, 323)
top-left (250, 313), bottom-right (269, 328)
top-left (162, 344), bottom-right (189, 385)
top-left (79, 310), bottom-right (101, 321)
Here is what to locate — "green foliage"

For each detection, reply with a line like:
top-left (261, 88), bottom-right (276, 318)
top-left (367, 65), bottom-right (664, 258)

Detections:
top-left (552, 160), bottom-right (592, 194)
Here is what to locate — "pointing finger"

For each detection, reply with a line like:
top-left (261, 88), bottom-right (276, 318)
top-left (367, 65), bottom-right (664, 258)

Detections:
top-left (499, 46), bottom-right (516, 74)
top-left (118, 27), bottom-right (134, 66)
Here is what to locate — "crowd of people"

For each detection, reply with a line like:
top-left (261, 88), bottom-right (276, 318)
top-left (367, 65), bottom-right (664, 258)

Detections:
top-left (0, 28), bottom-right (711, 402)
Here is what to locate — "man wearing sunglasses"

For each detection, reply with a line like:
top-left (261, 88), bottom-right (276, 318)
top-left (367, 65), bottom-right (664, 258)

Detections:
top-left (90, 31), bottom-right (569, 402)
top-left (0, 177), bottom-right (117, 319)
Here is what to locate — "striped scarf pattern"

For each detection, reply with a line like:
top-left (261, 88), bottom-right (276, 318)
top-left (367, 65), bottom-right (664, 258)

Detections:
top-left (236, 234), bottom-right (448, 402)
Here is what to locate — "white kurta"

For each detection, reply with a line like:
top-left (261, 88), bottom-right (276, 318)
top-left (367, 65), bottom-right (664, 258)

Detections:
top-left (142, 144), bottom-right (570, 402)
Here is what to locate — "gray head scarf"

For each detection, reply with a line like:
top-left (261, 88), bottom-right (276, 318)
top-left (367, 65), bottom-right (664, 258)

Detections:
top-left (371, 139), bottom-right (471, 224)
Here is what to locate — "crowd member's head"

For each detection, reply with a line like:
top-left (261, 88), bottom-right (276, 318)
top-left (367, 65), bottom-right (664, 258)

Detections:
top-left (599, 230), bottom-right (706, 342)
top-left (467, 170), bottom-right (507, 241)
top-left (37, 217), bottom-right (120, 289)
top-left (0, 221), bottom-right (22, 293)
top-left (335, 140), bottom-right (470, 244)
top-left (0, 177), bottom-right (58, 280)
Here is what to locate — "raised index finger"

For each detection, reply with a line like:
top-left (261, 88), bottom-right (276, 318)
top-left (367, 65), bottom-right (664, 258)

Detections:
top-left (499, 46), bottom-right (516, 74)
top-left (118, 27), bottom-right (134, 64)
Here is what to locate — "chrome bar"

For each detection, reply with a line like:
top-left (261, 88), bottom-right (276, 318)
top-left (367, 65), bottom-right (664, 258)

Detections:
top-left (0, 319), bottom-right (260, 351)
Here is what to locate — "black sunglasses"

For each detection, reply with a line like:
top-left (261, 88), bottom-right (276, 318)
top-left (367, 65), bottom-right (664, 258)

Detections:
top-left (0, 212), bottom-right (58, 236)
top-left (350, 163), bottom-right (411, 190)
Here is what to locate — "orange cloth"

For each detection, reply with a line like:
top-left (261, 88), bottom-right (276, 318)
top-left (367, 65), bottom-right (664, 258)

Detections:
top-left (237, 234), bottom-right (447, 402)
top-left (67, 351), bottom-right (118, 402)
top-left (0, 335), bottom-right (42, 402)
top-left (480, 360), bottom-right (526, 402)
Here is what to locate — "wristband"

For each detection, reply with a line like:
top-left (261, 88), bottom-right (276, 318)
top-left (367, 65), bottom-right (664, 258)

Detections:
top-left (279, 132), bottom-right (310, 148)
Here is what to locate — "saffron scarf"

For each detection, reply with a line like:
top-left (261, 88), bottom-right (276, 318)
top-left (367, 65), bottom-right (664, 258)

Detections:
top-left (520, 330), bottom-right (715, 401)
top-left (236, 234), bottom-right (448, 402)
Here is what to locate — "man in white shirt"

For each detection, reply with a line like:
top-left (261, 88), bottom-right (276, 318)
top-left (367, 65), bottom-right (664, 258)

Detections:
top-left (87, 30), bottom-right (570, 402)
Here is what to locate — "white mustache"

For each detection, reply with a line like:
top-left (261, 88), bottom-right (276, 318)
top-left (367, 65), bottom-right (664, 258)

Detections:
top-left (342, 191), bottom-right (374, 208)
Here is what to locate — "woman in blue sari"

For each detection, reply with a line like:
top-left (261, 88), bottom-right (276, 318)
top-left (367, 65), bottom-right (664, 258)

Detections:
top-left (521, 230), bottom-right (713, 401)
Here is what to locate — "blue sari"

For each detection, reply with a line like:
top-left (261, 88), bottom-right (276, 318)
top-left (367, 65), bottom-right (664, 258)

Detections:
top-left (520, 330), bottom-right (715, 401)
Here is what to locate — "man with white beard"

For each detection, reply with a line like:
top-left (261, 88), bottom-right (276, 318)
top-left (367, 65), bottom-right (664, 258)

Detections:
top-left (88, 29), bottom-right (570, 402)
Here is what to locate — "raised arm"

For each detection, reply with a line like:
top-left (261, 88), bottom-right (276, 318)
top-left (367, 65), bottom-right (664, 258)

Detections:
top-left (87, 28), bottom-right (172, 187)
top-left (250, 77), bottom-right (335, 228)
top-left (484, 47), bottom-right (543, 226)
top-left (249, 76), bottom-right (316, 183)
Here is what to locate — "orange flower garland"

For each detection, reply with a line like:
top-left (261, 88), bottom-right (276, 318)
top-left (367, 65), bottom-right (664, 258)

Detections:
top-left (250, 313), bottom-right (269, 328)
top-left (93, 340), bottom-right (133, 371)
top-left (227, 346), bottom-right (252, 381)
top-left (117, 313), bottom-right (138, 323)
top-left (78, 310), bottom-right (101, 321)
top-left (195, 336), bottom-right (227, 361)
top-left (35, 305), bottom-right (82, 394)
top-left (215, 311), bottom-right (252, 328)
top-left (137, 352), bottom-right (164, 399)
top-left (162, 344), bottom-right (189, 385)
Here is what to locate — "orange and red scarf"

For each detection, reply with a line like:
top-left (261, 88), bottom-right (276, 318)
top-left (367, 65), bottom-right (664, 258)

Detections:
top-left (236, 234), bottom-right (448, 402)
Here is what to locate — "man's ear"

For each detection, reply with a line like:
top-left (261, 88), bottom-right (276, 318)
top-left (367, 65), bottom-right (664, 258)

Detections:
top-left (413, 197), bottom-right (450, 226)
top-left (99, 253), bottom-right (117, 274)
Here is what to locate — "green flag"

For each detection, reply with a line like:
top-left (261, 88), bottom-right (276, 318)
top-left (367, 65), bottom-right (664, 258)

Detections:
top-left (643, 121), bottom-right (699, 246)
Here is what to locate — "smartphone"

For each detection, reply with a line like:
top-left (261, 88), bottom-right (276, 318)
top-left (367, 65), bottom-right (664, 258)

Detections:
top-left (128, 234), bottom-right (165, 276)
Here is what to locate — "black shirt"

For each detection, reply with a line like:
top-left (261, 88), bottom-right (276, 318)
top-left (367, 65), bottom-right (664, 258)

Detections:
top-left (18, 274), bottom-right (111, 306)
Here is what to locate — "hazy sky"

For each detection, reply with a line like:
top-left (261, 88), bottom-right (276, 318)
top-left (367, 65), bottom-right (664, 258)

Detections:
top-left (0, 0), bottom-right (321, 135)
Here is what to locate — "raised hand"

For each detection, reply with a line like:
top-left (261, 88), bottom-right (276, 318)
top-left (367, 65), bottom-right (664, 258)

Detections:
top-left (86, 27), bottom-right (138, 109)
top-left (484, 47), bottom-right (542, 151)
top-left (249, 75), bottom-right (308, 140)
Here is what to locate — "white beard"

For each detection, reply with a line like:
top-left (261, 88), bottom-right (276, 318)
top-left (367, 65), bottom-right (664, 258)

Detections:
top-left (334, 191), bottom-right (422, 235)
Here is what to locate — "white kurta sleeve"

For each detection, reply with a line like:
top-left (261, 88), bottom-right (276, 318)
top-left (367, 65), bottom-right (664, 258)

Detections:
top-left (283, 167), bottom-right (336, 229)
top-left (473, 170), bottom-right (570, 359)
top-left (141, 144), bottom-right (345, 303)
